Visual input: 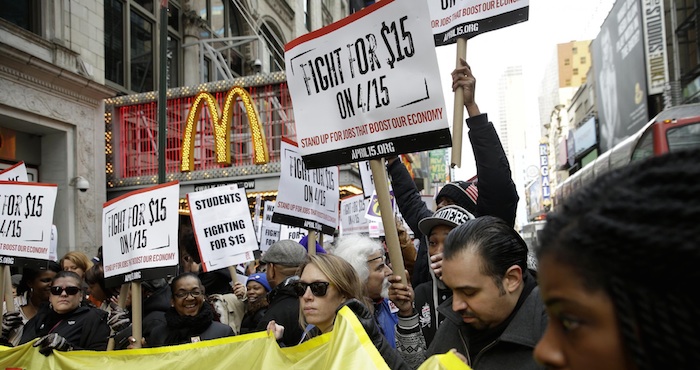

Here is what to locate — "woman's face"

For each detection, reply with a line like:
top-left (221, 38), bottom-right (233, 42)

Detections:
top-left (171, 276), bottom-right (204, 317)
top-left (534, 254), bottom-right (636, 370)
top-left (299, 264), bottom-right (346, 334)
top-left (62, 260), bottom-right (85, 278)
top-left (49, 277), bottom-right (83, 314)
top-left (28, 270), bottom-right (56, 302)
top-left (246, 282), bottom-right (266, 303)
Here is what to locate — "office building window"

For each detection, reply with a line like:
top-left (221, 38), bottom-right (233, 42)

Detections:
top-left (0, 0), bottom-right (41, 34)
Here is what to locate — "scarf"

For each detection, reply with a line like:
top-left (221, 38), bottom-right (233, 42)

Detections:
top-left (162, 301), bottom-right (214, 345)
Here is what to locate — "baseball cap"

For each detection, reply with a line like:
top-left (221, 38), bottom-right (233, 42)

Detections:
top-left (418, 205), bottom-right (475, 236)
top-left (260, 239), bottom-right (307, 266)
top-left (435, 181), bottom-right (478, 214)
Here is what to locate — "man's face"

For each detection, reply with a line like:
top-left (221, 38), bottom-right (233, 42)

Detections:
top-left (365, 251), bottom-right (392, 300)
top-left (428, 224), bottom-right (453, 257)
top-left (442, 250), bottom-right (520, 330)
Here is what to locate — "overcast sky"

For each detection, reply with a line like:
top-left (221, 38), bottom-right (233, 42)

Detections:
top-left (434, 0), bottom-right (616, 179)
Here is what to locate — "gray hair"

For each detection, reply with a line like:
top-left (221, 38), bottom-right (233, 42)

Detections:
top-left (332, 234), bottom-right (383, 283)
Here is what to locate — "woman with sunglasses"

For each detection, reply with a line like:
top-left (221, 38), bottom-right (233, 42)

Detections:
top-left (1, 262), bottom-right (61, 347)
top-left (18, 271), bottom-right (110, 355)
top-left (146, 273), bottom-right (233, 347)
top-left (267, 255), bottom-right (408, 369)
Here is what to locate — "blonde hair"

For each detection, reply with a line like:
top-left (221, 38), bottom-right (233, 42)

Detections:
top-left (59, 251), bottom-right (93, 276)
top-left (297, 254), bottom-right (369, 335)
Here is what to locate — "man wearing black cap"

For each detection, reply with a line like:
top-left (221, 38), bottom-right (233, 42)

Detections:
top-left (387, 59), bottom-right (518, 288)
top-left (389, 205), bottom-right (474, 368)
top-left (254, 239), bottom-right (307, 346)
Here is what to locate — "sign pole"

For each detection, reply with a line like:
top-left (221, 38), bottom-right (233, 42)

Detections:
top-left (157, 0), bottom-right (168, 184)
top-left (368, 159), bottom-right (406, 283)
top-left (131, 281), bottom-right (143, 348)
top-left (307, 230), bottom-right (316, 256)
top-left (2, 266), bottom-right (13, 312)
top-left (451, 37), bottom-right (468, 168)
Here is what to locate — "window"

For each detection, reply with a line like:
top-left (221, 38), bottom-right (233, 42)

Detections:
top-left (305, 0), bottom-right (311, 31)
top-left (573, 68), bottom-right (579, 75)
top-left (130, 11), bottom-right (154, 92)
top-left (565, 79), bottom-right (571, 86)
top-left (261, 21), bottom-right (285, 72)
top-left (105, 0), bottom-right (125, 85)
top-left (564, 58), bottom-right (570, 66)
top-left (0, 0), bottom-right (41, 34)
top-left (572, 47), bottom-right (578, 54)
top-left (105, 0), bottom-right (182, 93)
top-left (580, 56), bottom-right (586, 64)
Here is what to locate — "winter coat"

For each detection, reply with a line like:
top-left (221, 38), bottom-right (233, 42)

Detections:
top-left (426, 287), bottom-right (547, 370)
top-left (255, 276), bottom-right (304, 347)
top-left (19, 304), bottom-right (110, 350)
top-left (389, 113), bottom-right (519, 287)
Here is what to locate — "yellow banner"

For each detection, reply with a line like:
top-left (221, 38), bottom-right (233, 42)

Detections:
top-left (0, 306), bottom-right (388, 369)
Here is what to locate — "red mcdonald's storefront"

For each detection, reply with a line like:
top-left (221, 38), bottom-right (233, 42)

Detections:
top-left (105, 72), bottom-right (363, 215)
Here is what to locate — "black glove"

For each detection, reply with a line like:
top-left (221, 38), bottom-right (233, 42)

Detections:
top-left (107, 305), bottom-right (131, 333)
top-left (1, 311), bottom-right (23, 338)
top-left (33, 333), bottom-right (73, 356)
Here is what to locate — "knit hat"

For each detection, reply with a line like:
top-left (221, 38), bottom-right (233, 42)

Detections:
top-left (260, 239), bottom-right (307, 266)
top-left (247, 273), bottom-right (271, 292)
top-left (435, 181), bottom-right (478, 214)
top-left (418, 205), bottom-right (475, 236)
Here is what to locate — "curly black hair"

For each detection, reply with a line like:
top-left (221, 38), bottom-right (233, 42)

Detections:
top-left (538, 149), bottom-right (700, 370)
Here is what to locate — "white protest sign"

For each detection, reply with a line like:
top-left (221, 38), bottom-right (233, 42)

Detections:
top-left (428, 0), bottom-right (529, 46)
top-left (272, 139), bottom-right (339, 234)
top-left (260, 201), bottom-right (280, 252)
top-left (359, 161), bottom-right (375, 198)
top-left (340, 194), bottom-right (370, 235)
top-left (102, 181), bottom-right (179, 287)
top-left (280, 224), bottom-right (308, 241)
top-left (187, 185), bottom-right (258, 272)
top-left (49, 225), bottom-right (58, 261)
top-left (285, 0), bottom-right (451, 169)
top-left (0, 162), bottom-right (29, 182)
top-left (0, 181), bottom-right (57, 264)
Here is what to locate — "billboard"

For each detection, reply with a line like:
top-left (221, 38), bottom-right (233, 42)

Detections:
top-left (592, 0), bottom-right (648, 153)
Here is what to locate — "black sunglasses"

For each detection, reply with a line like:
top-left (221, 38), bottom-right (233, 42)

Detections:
top-left (292, 282), bottom-right (330, 297)
top-left (50, 286), bottom-right (81, 296)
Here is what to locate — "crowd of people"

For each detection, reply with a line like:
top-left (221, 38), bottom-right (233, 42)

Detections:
top-left (2, 60), bottom-right (698, 370)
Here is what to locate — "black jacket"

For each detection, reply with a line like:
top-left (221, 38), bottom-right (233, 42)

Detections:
top-left (19, 304), bottom-right (110, 350)
top-left (148, 320), bottom-right (234, 347)
top-left (142, 285), bottom-right (171, 342)
top-left (240, 306), bottom-right (267, 335)
top-left (426, 287), bottom-right (547, 370)
top-left (389, 113), bottom-right (519, 287)
top-left (255, 276), bottom-right (303, 347)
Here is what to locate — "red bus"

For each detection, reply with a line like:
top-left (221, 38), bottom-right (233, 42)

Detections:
top-left (554, 103), bottom-right (700, 207)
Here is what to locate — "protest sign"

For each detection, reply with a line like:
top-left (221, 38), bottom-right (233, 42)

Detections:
top-left (285, 0), bottom-right (451, 169)
top-left (187, 185), bottom-right (258, 272)
top-left (428, 0), bottom-right (529, 46)
top-left (0, 181), bottom-right (57, 265)
top-left (0, 162), bottom-right (28, 182)
top-left (365, 188), bottom-right (395, 222)
top-left (102, 181), bottom-right (179, 287)
top-left (272, 139), bottom-right (339, 235)
top-left (280, 224), bottom-right (308, 241)
top-left (260, 201), bottom-right (280, 251)
top-left (358, 161), bottom-right (375, 198)
top-left (340, 194), bottom-right (369, 235)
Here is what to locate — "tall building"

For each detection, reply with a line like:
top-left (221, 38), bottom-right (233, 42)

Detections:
top-left (496, 65), bottom-right (529, 227)
top-left (533, 40), bottom-right (592, 220)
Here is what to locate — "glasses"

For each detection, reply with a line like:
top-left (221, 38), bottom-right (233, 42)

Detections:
top-left (50, 286), bottom-right (81, 296)
top-left (174, 290), bottom-right (203, 299)
top-left (292, 282), bottom-right (330, 297)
